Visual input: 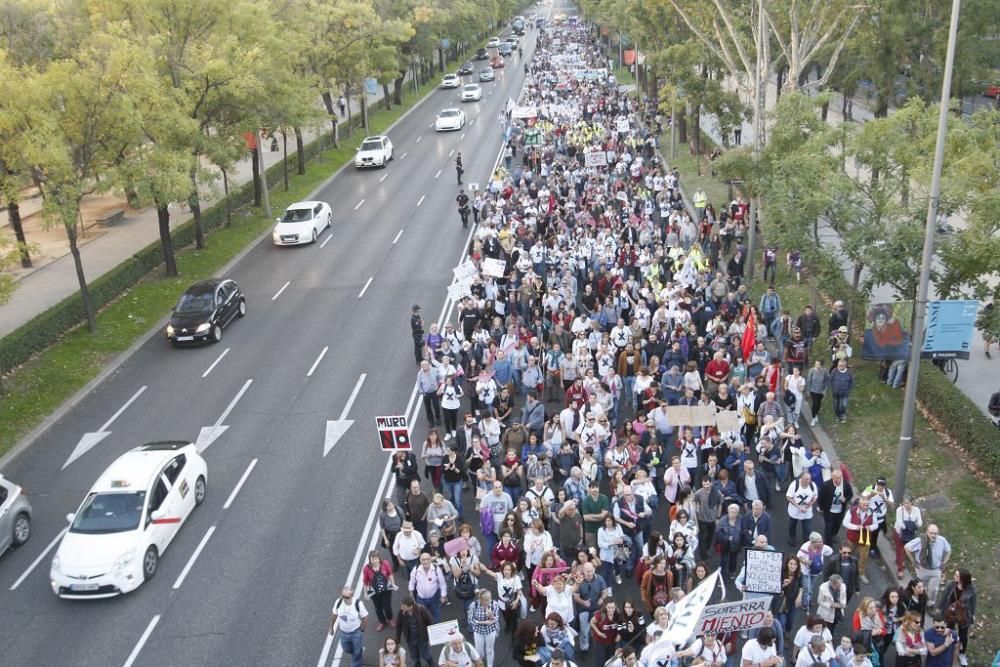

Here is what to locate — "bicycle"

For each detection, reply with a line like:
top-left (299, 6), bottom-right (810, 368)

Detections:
top-left (932, 357), bottom-right (959, 384)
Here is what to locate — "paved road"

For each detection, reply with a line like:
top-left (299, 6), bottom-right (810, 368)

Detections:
top-left (0, 19), bottom-right (535, 667)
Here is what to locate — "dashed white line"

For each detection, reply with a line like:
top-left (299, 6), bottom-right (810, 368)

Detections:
top-left (393, 229), bottom-right (404, 244)
top-left (172, 526), bottom-right (216, 590)
top-left (428, 122), bottom-right (434, 128)
top-left (358, 277), bottom-right (374, 299)
top-left (400, 152), bottom-right (407, 160)
top-left (307, 346), bottom-right (330, 377)
top-left (416, 136), bottom-right (422, 143)
top-left (434, 169), bottom-right (442, 179)
top-left (123, 615), bottom-right (161, 667)
top-left (379, 173), bottom-right (387, 183)
top-left (448, 149), bottom-right (454, 157)
top-left (417, 195), bottom-right (426, 207)
top-left (320, 234), bottom-right (333, 248)
top-left (9, 527), bottom-right (67, 590)
top-left (202, 348), bottom-right (230, 378)
top-left (271, 281), bottom-right (290, 301)
top-left (354, 199), bottom-right (365, 210)
top-left (224, 458), bottom-right (259, 509)
top-left (470, 119), bottom-right (475, 126)
top-left (460, 133), bottom-right (466, 140)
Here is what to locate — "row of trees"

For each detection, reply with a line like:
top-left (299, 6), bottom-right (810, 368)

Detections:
top-left (579, 0), bottom-right (1000, 307)
top-left (0, 0), bottom-right (523, 327)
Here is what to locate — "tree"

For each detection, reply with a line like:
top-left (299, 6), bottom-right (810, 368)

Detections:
top-left (30, 30), bottom-right (147, 332)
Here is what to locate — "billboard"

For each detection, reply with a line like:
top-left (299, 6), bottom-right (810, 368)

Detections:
top-left (861, 302), bottom-right (912, 361)
top-left (922, 300), bottom-right (979, 360)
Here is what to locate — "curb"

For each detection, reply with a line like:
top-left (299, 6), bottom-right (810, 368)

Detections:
top-left (0, 80), bottom-right (440, 472)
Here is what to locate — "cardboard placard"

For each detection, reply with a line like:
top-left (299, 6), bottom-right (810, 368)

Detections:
top-left (742, 548), bottom-right (783, 595)
top-left (452, 261), bottom-right (478, 283)
top-left (715, 410), bottom-right (742, 433)
top-left (427, 619), bottom-right (462, 646)
top-left (447, 281), bottom-right (473, 301)
top-left (695, 597), bottom-right (772, 636)
top-left (584, 150), bottom-right (607, 167)
top-left (482, 257), bottom-right (506, 278)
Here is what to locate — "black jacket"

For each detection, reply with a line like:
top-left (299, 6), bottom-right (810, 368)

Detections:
top-left (395, 603), bottom-right (433, 644)
top-left (817, 478), bottom-right (854, 514)
top-left (823, 554), bottom-right (860, 594)
top-left (736, 472), bottom-right (771, 509)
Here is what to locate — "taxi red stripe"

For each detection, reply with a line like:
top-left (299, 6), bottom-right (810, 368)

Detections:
top-left (151, 517), bottom-right (182, 524)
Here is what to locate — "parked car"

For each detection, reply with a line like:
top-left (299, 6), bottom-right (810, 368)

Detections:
top-left (166, 278), bottom-right (246, 345)
top-left (354, 135), bottom-right (393, 169)
top-left (0, 474), bottom-right (31, 558)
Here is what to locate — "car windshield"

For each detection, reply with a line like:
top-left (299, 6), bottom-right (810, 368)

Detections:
top-left (441, 110), bottom-right (460, 117)
top-left (464, 85), bottom-right (478, 91)
top-left (70, 492), bottom-right (146, 534)
top-left (280, 208), bottom-right (313, 223)
top-left (360, 140), bottom-right (382, 151)
top-left (175, 292), bottom-right (214, 314)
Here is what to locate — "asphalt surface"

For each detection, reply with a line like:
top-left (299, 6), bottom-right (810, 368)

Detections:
top-left (0, 17), bottom-right (539, 667)
top-left (0, 3), bottom-right (896, 665)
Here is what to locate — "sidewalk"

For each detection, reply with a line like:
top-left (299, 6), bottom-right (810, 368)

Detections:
top-left (0, 83), bottom-right (399, 339)
top-left (697, 76), bottom-right (996, 416)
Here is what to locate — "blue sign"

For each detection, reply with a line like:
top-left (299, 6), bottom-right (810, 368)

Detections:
top-left (922, 299), bottom-right (979, 359)
top-left (364, 78), bottom-right (378, 96)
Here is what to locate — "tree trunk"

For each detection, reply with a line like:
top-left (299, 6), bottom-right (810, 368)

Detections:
top-left (156, 202), bottom-right (178, 277)
top-left (294, 127), bottom-right (306, 175)
top-left (188, 169), bottom-right (205, 249)
top-left (851, 263), bottom-right (863, 290)
top-left (65, 219), bottom-right (97, 333)
top-left (821, 99), bottom-right (829, 121)
top-left (383, 83), bottom-right (391, 111)
top-left (221, 167), bottom-right (231, 227)
top-left (282, 131), bottom-right (289, 191)
top-left (677, 106), bottom-right (688, 144)
top-left (250, 147), bottom-right (261, 207)
top-left (775, 67), bottom-right (785, 100)
top-left (7, 201), bottom-right (31, 268)
top-left (393, 75), bottom-right (404, 105)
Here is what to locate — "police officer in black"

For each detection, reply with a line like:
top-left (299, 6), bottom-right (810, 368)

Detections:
top-left (456, 189), bottom-right (470, 228)
top-left (455, 152), bottom-right (463, 184)
top-left (410, 305), bottom-right (424, 364)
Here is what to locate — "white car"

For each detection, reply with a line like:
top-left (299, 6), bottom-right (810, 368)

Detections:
top-left (440, 73), bottom-right (461, 89)
top-left (435, 108), bottom-right (466, 132)
top-left (272, 200), bottom-right (332, 245)
top-left (487, 37), bottom-right (502, 48)
top-left (461, 84), bottom-right (483, 102)
top-left (505, 36), bottom-right (520, 48)
top-left (50, 442), bottom-right (208, 599)
top-left (354, 135), bottom-right (393, 169)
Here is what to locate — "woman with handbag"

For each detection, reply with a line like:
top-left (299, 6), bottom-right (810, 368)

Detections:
top-left (481, 560), bottom-right (527, 629)
top-left (598, 515), bottom-right (627, 586)
top-left (939, 568), bottom-right (976, 666)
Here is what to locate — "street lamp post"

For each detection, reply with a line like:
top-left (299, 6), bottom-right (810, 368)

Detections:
top-left (257, 128), bottom-right (271, 220)
top-left (894, 0), bottom-right (962, 502)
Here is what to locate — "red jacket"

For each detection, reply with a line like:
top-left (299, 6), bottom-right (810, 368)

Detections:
top-left (844, 505), bottom-right (876, 545)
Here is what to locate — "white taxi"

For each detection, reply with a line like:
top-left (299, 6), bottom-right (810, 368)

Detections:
top-left (50, 441), bottom-right (207, 599)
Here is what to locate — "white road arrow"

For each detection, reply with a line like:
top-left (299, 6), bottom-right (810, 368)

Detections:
top-left (63, 386), bottom-right (147, 469)
top-left (324, 373), bottom-right (366, 457)
top-left (197, 379), bottom-right (253, 453)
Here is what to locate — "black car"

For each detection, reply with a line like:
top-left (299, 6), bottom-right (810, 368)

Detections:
top-left (473, 48), bottom-right (489, 61)
top-left (458, 61), bottom-right (475, 75)
top-left (166, 278), bottom-right (246, 345)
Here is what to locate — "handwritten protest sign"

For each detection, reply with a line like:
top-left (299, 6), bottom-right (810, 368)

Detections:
top-left (482, 257), bottom-right (506, 278)
top-left (696, 598), bottom-right (771, 635)
top-left (743, 548), bottom-right (783, 594)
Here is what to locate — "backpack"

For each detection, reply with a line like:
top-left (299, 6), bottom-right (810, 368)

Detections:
top-left (371, 570), bottom-right (389, 595)
top-left (455, 571), bottom-right (476, 600)
top-left (443, 642), bottom-right (477, 663)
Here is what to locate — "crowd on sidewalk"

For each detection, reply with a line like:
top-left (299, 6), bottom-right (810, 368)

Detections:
top-left (329, 17), bottom-right (977, 667)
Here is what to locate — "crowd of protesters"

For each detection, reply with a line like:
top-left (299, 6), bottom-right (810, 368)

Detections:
top-left (333, 14), bottom-right (977, 667)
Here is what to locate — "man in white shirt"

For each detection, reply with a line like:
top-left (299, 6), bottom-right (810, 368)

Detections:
top-left (328, 586), bottom-right (368, 667)
top-left (740, 626), bottom-right (782, 666)
top-left (438, 636), bottom-right (482, 667)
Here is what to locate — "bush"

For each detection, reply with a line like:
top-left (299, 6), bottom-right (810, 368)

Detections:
top-left (916, 360), bottom-right (1000, 482)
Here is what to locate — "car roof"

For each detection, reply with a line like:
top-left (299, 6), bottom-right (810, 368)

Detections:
top-left (286, 200), bottom-right (324, 210)
top-left (464, 83), bottom-right (479, 88)
top-left (91, 442), bottom-right (192, 493)
top-left (361, 135), bottom-right (387, 142)
top-left (440, 108), bottom-right (461, 113)
top-left (185, 279), bottom-right (225, 295)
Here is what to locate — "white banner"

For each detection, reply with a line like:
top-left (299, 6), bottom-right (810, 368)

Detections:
top-left (447, 281), bottom-right (473, 301)
top-left (696, 597), bottom-right (771, 636)
top-left (427, 619), bottom-right (461, 646)
top-left (743, 548), bottom-right (783, 594)
top-left (452, 261), bottom-right (478, 283)
top-left (482, 257), bottom-right (506, 278)
top-left (584, 150), bottom-right (607, 167)
top-left (661, 570), bottom-right (720, 646)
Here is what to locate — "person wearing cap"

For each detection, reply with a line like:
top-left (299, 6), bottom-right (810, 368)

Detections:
top-left (411, 305), bottom-right (425, 364)
top-left (828, 325), bottom-right (853, 367)
top-left (328, 585), bottom-right (368, 667)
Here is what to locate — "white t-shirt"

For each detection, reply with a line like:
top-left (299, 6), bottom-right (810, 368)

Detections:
top-left (741, 639), bottom-right (777, 663)
top-left (333, 597), bottom-right (368, 632)
top-left (793, 625), bottom-right (832, 650)
top-left (786, 479), bottom-right (818, 520)
top-left (438, 642), bottom-right (481, 666)
top-left (795, 644), bottom-right (836, 667)
top-left (543, 586), bottom-right (575, 626)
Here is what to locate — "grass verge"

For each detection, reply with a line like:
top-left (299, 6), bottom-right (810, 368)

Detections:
top-left (0, 75), bottom-right (440, 459)
top-left (666, 114), bottom-right (998, 661)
